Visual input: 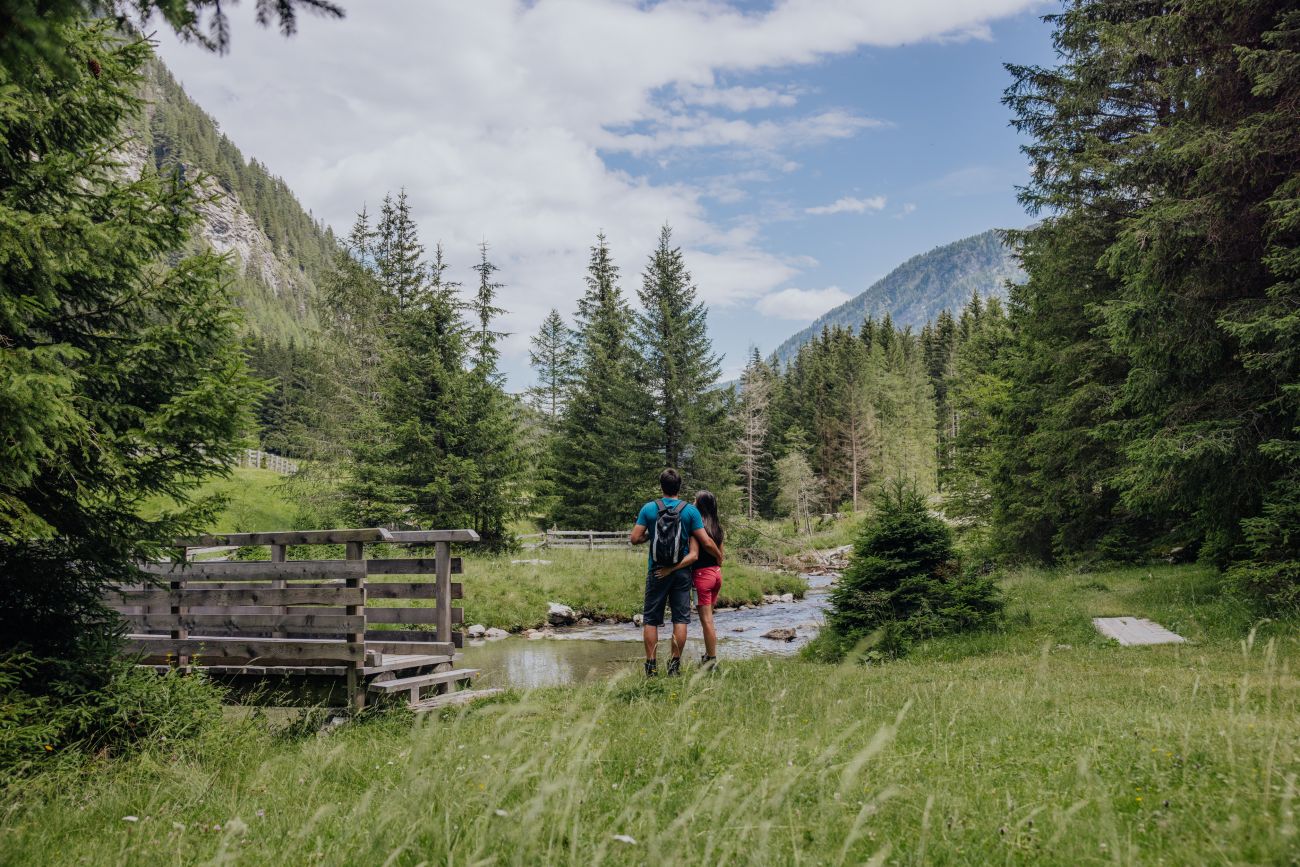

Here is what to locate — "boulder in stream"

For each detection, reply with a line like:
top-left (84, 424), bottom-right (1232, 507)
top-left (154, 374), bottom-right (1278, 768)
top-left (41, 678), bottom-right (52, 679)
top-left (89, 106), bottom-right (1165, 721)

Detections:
top-left (762, 627), bottom-right (797, 642)
top-left (779, 593), bottom-right (795, 603)
top-left (467, 623), bottom-right (487, 638)
top-left (632, 614), bottom-right (644, 627)
top-left (484, 627), bottom-right (509, 640)
top-left (547, 602), bottom-right (577, 626)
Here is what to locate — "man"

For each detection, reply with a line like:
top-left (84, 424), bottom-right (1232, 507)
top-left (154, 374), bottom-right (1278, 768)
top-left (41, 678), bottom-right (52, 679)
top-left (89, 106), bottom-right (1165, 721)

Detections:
top-left (629, 468), bottom-right (724, 676)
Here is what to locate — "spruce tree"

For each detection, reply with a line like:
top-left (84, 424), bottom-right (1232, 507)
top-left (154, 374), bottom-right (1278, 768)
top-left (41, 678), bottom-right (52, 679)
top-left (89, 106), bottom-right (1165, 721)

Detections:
top-left (550, 233), bottom-right (655, 529)
top-left (528, 309), bottom-right (576, 418)
top-left (735, 349), bottom-right (773, 519)
top-left (0, 22), bottom-right (259, 663)
top-left (635, 224), bottom-right (722, 475)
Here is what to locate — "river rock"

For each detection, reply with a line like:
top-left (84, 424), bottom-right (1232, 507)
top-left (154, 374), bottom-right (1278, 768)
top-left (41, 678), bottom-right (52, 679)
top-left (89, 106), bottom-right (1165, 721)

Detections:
top-left (467, 623), bottom-right (487, 638)
top-left (633, 614), bottom-right (644, 627)
top-left (524, 629), bottom-right (544, 640)
top-left (762, 594), bottom-right (780, 604)
top-left (779, 593), bottom-right (795, 603)
top-left (604, 618), bottom-right (618, 625)
top-left (484, 627), bottom-right (509, 640)
top-left (547, 602), bottom-right (577, 626)
top-left (762, 627), bottom-right (797, 642)
top-left (797, 621), bottom-right (821, 631)
top-left (731, 626), bottom-right (746, 632)
top-left (578, 617), bottom-right (592, 626)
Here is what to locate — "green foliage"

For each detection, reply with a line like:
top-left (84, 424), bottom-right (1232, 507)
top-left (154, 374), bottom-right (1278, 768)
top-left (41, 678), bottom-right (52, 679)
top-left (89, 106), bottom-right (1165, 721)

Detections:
top-left (549, 233), bottom-right (657, 530)
top-left (0, 0), bottom-right (343, 74)
top-left (816, 483), bottom-right (1002, 660)
top-left (0, 653), bottom-right (223, 775)
top-left (0, 21), bottom-right (259, 663)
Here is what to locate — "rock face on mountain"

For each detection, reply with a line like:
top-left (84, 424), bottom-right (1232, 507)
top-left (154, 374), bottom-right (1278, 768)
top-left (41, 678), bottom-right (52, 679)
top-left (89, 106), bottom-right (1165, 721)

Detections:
top-left (120, 58), bottom-right (336, 344)
top-left (772, 229), bottom-right (1022, 365)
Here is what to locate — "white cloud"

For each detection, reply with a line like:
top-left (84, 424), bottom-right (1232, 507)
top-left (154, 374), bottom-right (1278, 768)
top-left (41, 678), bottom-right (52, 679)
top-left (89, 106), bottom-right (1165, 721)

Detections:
top-left (756, 286), bottom-right (852, 320)
top-left (151, 0), bottom-right (1039, 382)
top-left (805, 195), bottom-right (888, 216)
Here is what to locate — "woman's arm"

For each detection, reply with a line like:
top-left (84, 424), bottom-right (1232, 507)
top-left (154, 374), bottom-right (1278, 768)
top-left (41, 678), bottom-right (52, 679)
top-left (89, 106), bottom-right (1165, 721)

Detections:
top-left (692, 527), bottom-right (723, 565)
top-left (654, 535), bottom-right (699, 579)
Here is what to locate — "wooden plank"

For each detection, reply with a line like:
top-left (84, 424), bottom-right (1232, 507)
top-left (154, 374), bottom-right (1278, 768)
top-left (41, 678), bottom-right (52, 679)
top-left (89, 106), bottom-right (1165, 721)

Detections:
top-left (364, 629), bottom-right (439, 642)
top-left (364, 582), bottom-right (462, 600)
top-left (362, 654), bottom-right (453, 675)
top-left (384, 529), bottom-right (480, 544)
top-left (175, 528), bottom-right (394, 547)
top-left (411, 688), bottom-right (503, 712)
top-left (122, 613), bottom-right (365, 633)
top-left (106, 587), bottom-right (363, 607)
top-left (345, 540), bottom-right (366, 713)
top-left (1092, 617), bottom-right (1187, 646)
top-left (138, 560), bottom-right (366, 581)
top-left (366, 607), bottom-right (464, 626)
top-left (368, 669), bottom-right (478, 693)
top-left (124, 635), bottom-right (363, 661)
top-left (364, 640), bottom-right (456, 656)
top-left (365, 558), bottom-right (462, 575)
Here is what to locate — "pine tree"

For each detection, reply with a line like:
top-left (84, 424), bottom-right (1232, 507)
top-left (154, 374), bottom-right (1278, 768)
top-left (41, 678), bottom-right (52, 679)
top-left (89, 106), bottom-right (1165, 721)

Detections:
top-left (0, 22), bottom-right (259, 663)
top-left (375, 190), bottom-right (425, 313)
top-left (528, 309), bottom-right (576, 418)
top-left (735, 349), bottom-right (773, 519)
top-left (550, 234), bottom-right (655, 529)
top-left (635, 225), bottom-right (722, 475)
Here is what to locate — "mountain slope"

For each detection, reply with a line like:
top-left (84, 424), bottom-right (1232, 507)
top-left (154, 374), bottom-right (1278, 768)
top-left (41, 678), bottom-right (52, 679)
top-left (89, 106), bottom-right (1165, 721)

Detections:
top-left (772, 229), bottom-right (1022, 364)
top-left (121, 58), bottom-right (337, 344)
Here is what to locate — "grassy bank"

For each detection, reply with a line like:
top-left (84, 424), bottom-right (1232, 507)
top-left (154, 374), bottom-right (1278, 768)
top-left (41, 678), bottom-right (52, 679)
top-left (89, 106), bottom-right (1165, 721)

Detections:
top-left (6, 564), bottom-right (1297, 864)
top-left (138, 467), bottom-right (299, 534)
top-left (456, 548), bottom-right (805, 630)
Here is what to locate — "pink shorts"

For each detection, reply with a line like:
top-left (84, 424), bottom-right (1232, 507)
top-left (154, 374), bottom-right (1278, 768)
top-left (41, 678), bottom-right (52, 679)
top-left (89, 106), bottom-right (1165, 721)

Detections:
top-left (693, 566), bottom-right (722, 607)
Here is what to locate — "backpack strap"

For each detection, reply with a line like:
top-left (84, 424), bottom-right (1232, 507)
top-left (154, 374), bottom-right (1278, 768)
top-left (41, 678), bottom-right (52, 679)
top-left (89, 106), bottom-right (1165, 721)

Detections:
top-left (670, 501), bottom-right (687, 516)
top-left (655, 498), bottom-right (667, 514)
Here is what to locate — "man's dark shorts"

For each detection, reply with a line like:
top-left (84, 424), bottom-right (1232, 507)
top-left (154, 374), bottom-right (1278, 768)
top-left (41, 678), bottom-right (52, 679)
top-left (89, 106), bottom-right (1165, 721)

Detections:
top-left (643, 567), bottom-right (692, 626)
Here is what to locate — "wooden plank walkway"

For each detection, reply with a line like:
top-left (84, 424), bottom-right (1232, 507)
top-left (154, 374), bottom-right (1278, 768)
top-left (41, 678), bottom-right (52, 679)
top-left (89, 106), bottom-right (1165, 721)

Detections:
top-left (1092, 616), bottom-right (1187, 646)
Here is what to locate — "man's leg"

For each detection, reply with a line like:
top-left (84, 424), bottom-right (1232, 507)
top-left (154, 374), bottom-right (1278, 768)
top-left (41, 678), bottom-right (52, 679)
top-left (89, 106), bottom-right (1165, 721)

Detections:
top-left (670, 622), bottom-right (687, 659)
top-left (643, 624), bottom-right (658, 660)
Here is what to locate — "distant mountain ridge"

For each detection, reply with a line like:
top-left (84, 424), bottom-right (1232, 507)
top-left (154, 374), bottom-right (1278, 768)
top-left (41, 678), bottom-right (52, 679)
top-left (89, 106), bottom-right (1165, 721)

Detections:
top-left (772, 229), bottom-right (1022, 364)
top-left (121, 57), bottom-right (337, 344)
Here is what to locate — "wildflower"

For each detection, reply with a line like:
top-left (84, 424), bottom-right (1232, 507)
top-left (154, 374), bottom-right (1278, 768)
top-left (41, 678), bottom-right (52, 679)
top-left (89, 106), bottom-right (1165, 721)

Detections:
top-left (612, 835), bottom-right (637, 845)
top-left (123, 816), bottom-right (139, 823)
top-left (43, 744), bottom-right (52, 752)
top-left (494, 809), bottom-right (509, 817)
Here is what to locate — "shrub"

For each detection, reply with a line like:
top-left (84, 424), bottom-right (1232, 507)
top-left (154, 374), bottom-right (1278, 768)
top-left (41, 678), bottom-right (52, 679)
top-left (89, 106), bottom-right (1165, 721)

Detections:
top-left (810, 483), bottom-right (1003, 662)
top-left (0, 653), bottom-right (223, 775)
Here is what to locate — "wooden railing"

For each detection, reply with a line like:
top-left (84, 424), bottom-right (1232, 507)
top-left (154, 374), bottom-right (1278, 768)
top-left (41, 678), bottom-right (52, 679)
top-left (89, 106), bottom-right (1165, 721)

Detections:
top-left (519, 530), bottom-right (630, 550)
top-left (233, 449), bottom-right (299, 474)
top-left (105, 528), bottom-right (478, 709)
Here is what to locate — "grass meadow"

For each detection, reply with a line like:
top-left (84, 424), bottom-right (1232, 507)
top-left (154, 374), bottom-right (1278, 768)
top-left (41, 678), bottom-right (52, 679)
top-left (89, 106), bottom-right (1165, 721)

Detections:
top-left (4, 564), bottom-right (1297, 864)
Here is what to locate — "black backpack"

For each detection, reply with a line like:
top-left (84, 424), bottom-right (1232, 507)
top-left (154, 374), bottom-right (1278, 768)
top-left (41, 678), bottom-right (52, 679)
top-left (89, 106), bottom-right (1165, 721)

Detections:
top-left (650, 499), bottom-right (688, 569)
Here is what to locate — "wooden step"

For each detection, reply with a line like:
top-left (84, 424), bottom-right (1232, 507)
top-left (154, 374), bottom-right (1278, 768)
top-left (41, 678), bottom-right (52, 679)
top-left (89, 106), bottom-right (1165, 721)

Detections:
top-left (368, 668), bottom-right (479, 694)
top-left (411, 688), bottom-right (504, 713)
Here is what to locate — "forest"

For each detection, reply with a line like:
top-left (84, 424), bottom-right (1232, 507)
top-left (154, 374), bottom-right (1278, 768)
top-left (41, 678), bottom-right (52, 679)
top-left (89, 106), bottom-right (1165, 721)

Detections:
top-left (3, 2), bottom-right (1300, 863)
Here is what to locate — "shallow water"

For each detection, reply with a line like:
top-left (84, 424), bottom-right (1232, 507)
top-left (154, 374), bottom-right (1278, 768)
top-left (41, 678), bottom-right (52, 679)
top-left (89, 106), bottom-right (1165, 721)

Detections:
top-left (459, 573), bottom-right (834, 689)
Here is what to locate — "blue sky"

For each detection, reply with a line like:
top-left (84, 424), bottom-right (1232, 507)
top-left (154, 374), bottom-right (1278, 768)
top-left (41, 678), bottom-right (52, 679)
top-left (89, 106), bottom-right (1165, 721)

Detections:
top-left (153, 1), bottom-right (1058, 387)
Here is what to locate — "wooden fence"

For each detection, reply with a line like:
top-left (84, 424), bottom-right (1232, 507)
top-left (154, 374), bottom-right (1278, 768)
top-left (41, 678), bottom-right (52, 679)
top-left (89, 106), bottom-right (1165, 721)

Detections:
top-left (233, 449), bottom-right (299, 474)
top-left (519, 530), bottom-right (629, 550)
top-left (105, 528), bottom-right (481, 710)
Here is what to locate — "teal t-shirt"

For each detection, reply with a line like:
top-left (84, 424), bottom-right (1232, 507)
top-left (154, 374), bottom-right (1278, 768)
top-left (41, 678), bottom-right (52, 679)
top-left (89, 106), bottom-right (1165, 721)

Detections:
top-left (636, 498), bottom-right (703, 567)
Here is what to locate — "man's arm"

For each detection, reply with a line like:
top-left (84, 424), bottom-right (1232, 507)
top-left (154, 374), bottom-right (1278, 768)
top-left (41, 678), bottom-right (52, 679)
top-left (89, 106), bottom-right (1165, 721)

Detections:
top-left (692, 527), bottom-right (723, 565)
top-left (654, 535), bottom-right (698, 579)
top-left (630, 523), bottom-right (648, 545)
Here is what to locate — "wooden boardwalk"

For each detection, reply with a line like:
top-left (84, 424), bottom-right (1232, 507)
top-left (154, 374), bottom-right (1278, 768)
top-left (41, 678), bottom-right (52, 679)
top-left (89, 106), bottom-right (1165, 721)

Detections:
top-left (108, 527), bottom-right (492, 710)
top-left (1092, 616), bottom-right (1187, 646)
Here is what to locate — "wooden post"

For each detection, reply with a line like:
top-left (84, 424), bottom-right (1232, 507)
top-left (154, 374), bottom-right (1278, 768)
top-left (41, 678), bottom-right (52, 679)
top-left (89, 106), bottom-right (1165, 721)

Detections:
top-left (435, 541), bottom-right (452, 647)
top-left (588, 531), bottom-right (594, 551)
top-left (171, 545), bottom-right (188, 668)
top-left (345, 541), bottom-right (366, 712)
top-left (270, 543), bottom-right (286, 639)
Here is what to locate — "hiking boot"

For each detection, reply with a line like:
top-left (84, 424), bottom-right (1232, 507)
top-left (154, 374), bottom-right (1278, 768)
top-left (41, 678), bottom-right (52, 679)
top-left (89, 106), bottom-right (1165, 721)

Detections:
top-left (644, 659), bottom-right (658, 677)
top-left (700, 654), bottom-right (717, 670)
top-left (667, 656), bottom-right (681, 677)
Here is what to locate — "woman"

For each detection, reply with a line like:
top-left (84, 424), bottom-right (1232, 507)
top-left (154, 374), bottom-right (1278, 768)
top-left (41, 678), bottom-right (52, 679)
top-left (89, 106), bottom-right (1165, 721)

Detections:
top-left (692, 490), bottom-right (724, 666)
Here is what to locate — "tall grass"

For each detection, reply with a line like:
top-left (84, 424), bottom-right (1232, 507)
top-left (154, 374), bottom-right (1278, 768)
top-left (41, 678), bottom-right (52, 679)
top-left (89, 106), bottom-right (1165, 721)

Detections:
top-left (4, 565), bottom-right (1298, 864)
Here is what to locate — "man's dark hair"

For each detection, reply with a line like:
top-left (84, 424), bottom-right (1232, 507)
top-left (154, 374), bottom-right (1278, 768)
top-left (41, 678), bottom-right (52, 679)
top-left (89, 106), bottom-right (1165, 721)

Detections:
top-left (659, 468), bottom-right (682, 496)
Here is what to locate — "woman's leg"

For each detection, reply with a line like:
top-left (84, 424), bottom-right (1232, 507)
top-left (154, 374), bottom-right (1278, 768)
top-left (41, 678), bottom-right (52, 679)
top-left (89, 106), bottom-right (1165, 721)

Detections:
top-left (698, 604), bottom-right (717, 658)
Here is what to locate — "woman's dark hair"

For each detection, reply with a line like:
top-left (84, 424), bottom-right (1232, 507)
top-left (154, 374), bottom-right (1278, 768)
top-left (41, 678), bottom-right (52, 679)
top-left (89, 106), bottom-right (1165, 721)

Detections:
top-left (695, 490), bottom-right (724, 546)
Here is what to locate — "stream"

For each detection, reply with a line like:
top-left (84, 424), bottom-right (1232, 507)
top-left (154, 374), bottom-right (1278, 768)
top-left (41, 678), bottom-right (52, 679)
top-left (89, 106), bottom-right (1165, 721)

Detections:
top-left (458, 572), bottom-right (836, 689)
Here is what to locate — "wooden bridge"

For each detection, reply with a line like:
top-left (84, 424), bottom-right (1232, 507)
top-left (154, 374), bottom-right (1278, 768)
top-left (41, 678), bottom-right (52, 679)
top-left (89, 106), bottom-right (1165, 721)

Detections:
top-left (104, 528), bottom-right (493, 712)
